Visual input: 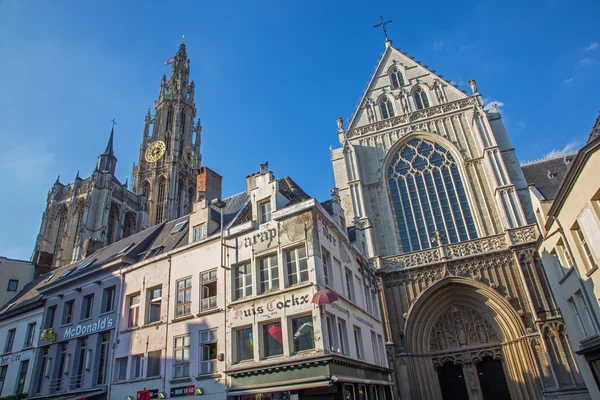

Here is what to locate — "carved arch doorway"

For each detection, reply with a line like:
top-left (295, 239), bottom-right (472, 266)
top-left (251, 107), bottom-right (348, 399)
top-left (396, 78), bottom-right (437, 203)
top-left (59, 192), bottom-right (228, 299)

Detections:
top-left (476, 357), bottom-right (511, 400)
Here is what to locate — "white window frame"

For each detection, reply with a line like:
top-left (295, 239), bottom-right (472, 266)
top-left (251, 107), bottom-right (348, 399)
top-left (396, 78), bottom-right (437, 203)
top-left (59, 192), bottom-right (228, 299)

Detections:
top-left (193, 224), bottom-right (204, 242)
top-left (353, 325), bottom-right (364, 359)
top-left (131, 354), bottom-right (144, 379)
top-left (259, 200), bottom-right (272, 224)
top-left (114, 357), bottom-right (127, 382)
top-left (285, 245), bottom-right (308, 286)
top-left (101, 286), bottom-right (116, 313)
top-left (24, 322), bottom-right (36, 348)
top-left (175, 277), bottom-right (192, 317)
top-left (322, 247), bottom-right (332, 287)
top-left (127, 293), bottom-right (140, 328)
top-left (258, 254), bottom-right (279, 294)
top-left (573, 223), bottom-right (597, 271)
top-left (147, 286), bottom-right (162, 324)
top-left (234, 326), bottom-right (254, 363)
top-left (200, 269), bottom-right (218, 311)
top-left (345, 269), bottom-right (355, 301)
top-left (337, 318), bottom-right (349, 355)
top-left (4, 328), bottom-right (15, 353)
top-left (233, 263), bottom-right (253, 301)
top-left (173, 335), bottom-right (190, 378)
top-left (199, 329), bottom-right (217, 375)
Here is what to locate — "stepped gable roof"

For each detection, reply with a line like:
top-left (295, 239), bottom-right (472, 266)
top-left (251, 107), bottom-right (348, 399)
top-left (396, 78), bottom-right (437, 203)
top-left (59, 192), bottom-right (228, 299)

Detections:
top-left (522, 152), bottom-right (577, 201)
top-left (0, 273), bottom-right (49, 320)
top-left (320, 199), bottom-right (334, 216)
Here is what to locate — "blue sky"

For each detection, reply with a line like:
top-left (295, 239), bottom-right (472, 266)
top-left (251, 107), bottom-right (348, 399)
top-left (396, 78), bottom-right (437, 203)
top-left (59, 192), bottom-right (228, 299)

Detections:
top-left (0, 0), bottom-right (598, 260)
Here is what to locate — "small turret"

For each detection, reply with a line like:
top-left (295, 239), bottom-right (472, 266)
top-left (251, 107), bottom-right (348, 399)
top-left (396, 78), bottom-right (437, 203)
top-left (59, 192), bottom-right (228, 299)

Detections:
top-left (97, 126), bottom-right (118, 175)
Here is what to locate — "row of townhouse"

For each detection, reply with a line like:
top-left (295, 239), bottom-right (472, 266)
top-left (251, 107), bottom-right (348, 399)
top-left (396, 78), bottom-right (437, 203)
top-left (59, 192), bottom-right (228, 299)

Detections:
top-left (0, 166), bottom-right (391, 400)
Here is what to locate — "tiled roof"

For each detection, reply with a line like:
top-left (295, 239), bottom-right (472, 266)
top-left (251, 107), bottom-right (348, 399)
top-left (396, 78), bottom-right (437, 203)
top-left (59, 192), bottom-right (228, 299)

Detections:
top-left (522, 153), bottom-right (577, 201)
top-left (278, 176), bottom-right (311, 206)
top-left (0, 273), bottom-right (48, 319)
top-left (320, 200), bottom-right (334, 216)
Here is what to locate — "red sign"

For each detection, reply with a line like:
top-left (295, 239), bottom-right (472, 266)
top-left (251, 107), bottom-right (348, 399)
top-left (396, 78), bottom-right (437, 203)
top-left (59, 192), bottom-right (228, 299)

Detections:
top-left (137, 390), bottom-right (159, 399)
top-left (170, 385), bottom-right (195, 397)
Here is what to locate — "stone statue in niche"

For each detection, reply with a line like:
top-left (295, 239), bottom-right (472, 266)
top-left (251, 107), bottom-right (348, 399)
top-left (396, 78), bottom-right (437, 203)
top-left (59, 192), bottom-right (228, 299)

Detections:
top-left (455, 318), bottom-right (467, 346)
top-left (337, 116), bottom-right (344, 132)
top-left (366, 104), bottom-right (375, 123)
top-left (433, 80), bottom-right (444, 103)
top-left (401, 94), bottom-right (409, 114)
top-left (468, 79), bottom-right (478, 95)
top-left (476, 322), bottom-right (488, 343)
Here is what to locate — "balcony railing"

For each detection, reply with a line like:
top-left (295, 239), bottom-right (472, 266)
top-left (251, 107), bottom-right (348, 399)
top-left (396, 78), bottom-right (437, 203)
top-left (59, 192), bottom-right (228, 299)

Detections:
top-left (378, 225), bottom-right (538, 271)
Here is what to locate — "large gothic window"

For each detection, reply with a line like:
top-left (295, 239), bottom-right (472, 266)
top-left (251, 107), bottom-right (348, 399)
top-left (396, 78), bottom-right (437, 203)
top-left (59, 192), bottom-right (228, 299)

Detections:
top-left (379, 96), bottom-right (395, 119)
top-left (53, 208), bottom-right (68, 256)
top-left (177, 179), bottom-right (184, 217)
top-left (187, 187), bottom-right (195, 214)
top-left (156, 178), bottom-right (167, 223)
top-left (107, 203), bottom-right (120, 245)
top-left (123, 212), bottom-right (136, 238)
top-left (387, 138), bottom-right (477, 252)
top-left (179, 110), bottom-right (186, 135)
top-left (389, 67), bottom-right (405, 89)
top-left (166, 106), bottom-right (174, 130)
top-left (413, 86), bottom-right (430, 110)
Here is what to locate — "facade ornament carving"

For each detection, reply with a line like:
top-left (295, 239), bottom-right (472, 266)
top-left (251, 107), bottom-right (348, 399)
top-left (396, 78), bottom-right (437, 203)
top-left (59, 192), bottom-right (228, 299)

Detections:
top-left (468, 79), bottom-right (478, 95)
top-left (433, 79), bottom-right (445, 103)
top-left (429, 305), bottom-right (499, 352)
top-left (337, 116), bottom-right (344, 132)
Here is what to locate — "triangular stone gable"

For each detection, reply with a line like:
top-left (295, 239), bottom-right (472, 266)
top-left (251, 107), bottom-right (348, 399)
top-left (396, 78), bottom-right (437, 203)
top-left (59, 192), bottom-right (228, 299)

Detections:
top-left (349, 41), bottom-right (470, 130)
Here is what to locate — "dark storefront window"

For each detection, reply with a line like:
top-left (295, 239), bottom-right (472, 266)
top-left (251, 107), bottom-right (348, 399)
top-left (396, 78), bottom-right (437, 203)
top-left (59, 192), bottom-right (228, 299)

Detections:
top-left (62, 300), bottom-right (74, 325)
top-left (54, 343), bottom-right (68, 391)
top-left (262, 321), bottom-right (283, 358)
top-left (74, 337), bottom-right (88, 389)
top-left (291, 315), bottom-right (314, 353)
top-left (235, 327), bottom-right (253, 363)
top-left (97, 332), bottom-right (111, 384)
top-left (36, 347), bottom-right (49, 393)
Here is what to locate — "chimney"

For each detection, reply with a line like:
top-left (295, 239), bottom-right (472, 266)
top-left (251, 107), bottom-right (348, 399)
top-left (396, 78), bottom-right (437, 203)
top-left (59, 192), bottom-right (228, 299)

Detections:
top-left (33, 251), bottom-right (54, 278)
top-left (196, 167), bottom-right (223, 204)
top-left (82, 238), bottom-right (104, 258)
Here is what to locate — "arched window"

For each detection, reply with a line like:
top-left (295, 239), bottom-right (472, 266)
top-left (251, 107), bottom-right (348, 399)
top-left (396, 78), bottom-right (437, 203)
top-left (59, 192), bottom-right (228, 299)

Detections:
top-left (177, 179), bottom-right (184, 217)
top-left (166, 106), bottom-right (174, 130)
top-left (156, 178), bottom-right (167, 223)
top-left (389, 67), bottom-right (405, 89)
top-left (142, 181), bottom-right (151, 199)
top-left (387, 138), bottom-right (477, 252)
top-left (413, 86), bottom-right (430, 110)
top-left (166, 134), bottom-right (171, 156)
top-left (179, 110), bottom-right (186, 135)
top-left (123, 212), bottom-right (136, 238)
top-left (379, 96), bottom-right (395, 120)
top-left (73, 203), bottom-right (84, 246)
top-left (53, 208), bottom-right (68, 257)
top-left (107, 203), bottom-right (120, 245)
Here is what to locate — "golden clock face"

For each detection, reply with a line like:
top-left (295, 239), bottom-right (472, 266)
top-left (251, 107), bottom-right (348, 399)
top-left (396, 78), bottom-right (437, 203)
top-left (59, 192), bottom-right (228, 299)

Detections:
top-left (145, 141), bottom-right (166, 163)
top-left (183, 146), bottom-right (198, 169)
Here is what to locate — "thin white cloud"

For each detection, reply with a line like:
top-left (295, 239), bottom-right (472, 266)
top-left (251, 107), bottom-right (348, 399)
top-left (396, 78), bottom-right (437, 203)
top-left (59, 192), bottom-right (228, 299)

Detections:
top-left (433, 40), bottom-right (445, 51)
top-left (580, 57), bottom-right (596, 67)
top-left (564, 77), bottom-right (575, 84)
top-left (483, 99), bottom-right (504, 110)
top-left (585, 42), bottom-right (599, 51)
top-left (544, 140), bottom-right (580, 158)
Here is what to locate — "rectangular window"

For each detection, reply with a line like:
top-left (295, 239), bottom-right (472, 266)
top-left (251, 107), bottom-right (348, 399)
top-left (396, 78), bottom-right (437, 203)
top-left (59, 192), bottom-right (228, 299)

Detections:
top-left (573, 223), bottom-right (598, 271)
top-left (345, 269), bottom-right (355, 301)
top-left (199, 329), bottom-right (217, 375)
top-left (233, 263), bottom-right (252, 300)
top-left (24, 322), bottom-right (36, 348)
top-left (74, 337), bottom-right (88, 389)
top-left (193, 224), bottom-right (204, 242)
top-left (62, 300), bottom-right (74, 325)
top-left (353, 326), bottom-right (364, 359)
top-left (235, 327), bottom-right (253, 363)
top-left (114, 357), bottom-right (127, 382)
top-left (286, 246), bottom-right (308, 286)
top-left (175, 277), bottom-right (192, 317)
top-left (7, 279), bottom-right (18, 292)
top-left (131, 354), bottom-right (144, 379)
top-left (576, 290), bottom-right (597, 335)
top-left (259, 200), bottom-right (272, 224)
top-left (97, 332), bottom-right (110, 385)
top-left (3, 329), bottom-right (15, 354)
top-left (0, 365), bottom-right (6, 395)
top-left (101, 286), bottom-right (116, 313)
top-left (558, 239), bottom-right (576, 269)
top-left (551, 250), bottom-right (568, 277)
top-left (325, 314), bottom-right (339, 352)
top-left (259, 254), bottom-right (279, 294)
top-left (173, 335), bottom-right (190, 378)
top-left (322, 247), bottom-right (332, 287)
top-left (54, 343), bottom-right (67, 392)
top-left (200, 269), bottom-right (217, 311)
top-left (81, 294), bottom-right (94, 320)
top-left (337, 318), bottom-right (349, 355)
top-left (147, 286), bottom-right (162, 324)
top-left (291, 315), bottom-right (314, 353)
top-left (45, 306), bottom-right (56, 329)
top-left (364, 284), bottom-right (373, 314)
top-left (36, 347), bottom-right (49, 393)
top-left (371, 331), bottom-right (380, 365)
top-left (15, 359), bottom-right (28, 393)
top-left (262, 321), bottom-right (283, 358)
top-left (568, 297), bottom-right (588, 336)
top-left (378, 334), bottom-right (386, 366)
top-left (147, 350), bottom-right (161, 377)
top-left (371, 289), bottom-right (380, 319)
top-left (127, 293), bottom-right (140, 328)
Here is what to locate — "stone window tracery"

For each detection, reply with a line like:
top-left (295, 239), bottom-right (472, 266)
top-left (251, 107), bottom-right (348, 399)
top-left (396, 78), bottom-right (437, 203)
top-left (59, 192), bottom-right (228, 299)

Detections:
top-left (429, 305), bottom-right (499, 352)
top-left (379, 96), bottom-right (395, 119)
top-left (387, 138), bottom-right (477, 252)
top-left (413, 86), bottom-right (430, 110)
top-left (156, 177), bottom-right (167, 224)
top-left (389, 66), bottom-right (405, 89)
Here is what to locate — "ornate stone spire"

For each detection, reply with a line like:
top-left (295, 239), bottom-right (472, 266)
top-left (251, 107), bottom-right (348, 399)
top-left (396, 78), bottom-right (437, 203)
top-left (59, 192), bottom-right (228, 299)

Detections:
top-left (97, 125), bottom-right (118, 175)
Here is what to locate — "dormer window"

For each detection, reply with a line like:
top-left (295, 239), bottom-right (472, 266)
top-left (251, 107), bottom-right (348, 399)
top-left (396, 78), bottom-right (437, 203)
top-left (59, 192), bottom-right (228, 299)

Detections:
top-left (259, 200), bottom-right (272, 224)
top-left (413, 86), bottom-right (430, 110)
top-left (389, 67), bottom-right (405, 89)
top-left (379, 96), bottom-right (395, 119)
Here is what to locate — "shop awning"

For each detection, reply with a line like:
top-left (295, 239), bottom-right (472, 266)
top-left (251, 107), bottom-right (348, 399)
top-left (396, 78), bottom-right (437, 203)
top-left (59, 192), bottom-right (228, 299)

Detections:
top-left (334, 376), bottom-right (394, 386)
top-left (227, 379), bottom-right (331, 395)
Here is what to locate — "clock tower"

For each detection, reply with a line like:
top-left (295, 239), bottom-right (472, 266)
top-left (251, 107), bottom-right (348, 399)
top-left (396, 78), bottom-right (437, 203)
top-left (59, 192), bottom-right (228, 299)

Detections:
top-left (132, 42), bottom-right (202, 226)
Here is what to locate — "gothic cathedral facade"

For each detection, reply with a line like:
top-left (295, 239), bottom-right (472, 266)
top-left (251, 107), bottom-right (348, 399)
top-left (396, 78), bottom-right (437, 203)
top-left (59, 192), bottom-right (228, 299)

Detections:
top-left (33, 43), bottom-right (202, 267)
top-left (331, 40), bottom-right (588, 399)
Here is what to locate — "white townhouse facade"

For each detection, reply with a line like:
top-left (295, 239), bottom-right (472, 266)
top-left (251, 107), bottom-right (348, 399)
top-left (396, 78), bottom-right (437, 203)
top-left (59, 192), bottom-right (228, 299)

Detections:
top-left (0, 275), bottom-right (47, 398)
top-left (224, 169), bottom-right (392, 400)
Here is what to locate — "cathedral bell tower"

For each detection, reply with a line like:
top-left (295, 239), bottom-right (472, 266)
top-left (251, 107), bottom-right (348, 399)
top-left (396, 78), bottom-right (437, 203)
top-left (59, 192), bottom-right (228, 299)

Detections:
top-left (132, 42), bottom-right (202, 226)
